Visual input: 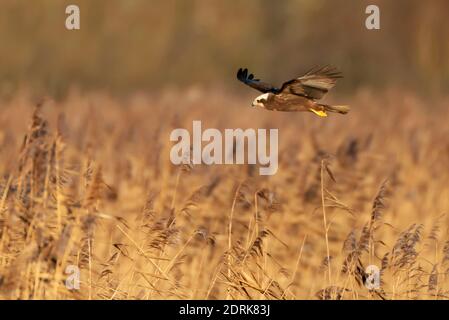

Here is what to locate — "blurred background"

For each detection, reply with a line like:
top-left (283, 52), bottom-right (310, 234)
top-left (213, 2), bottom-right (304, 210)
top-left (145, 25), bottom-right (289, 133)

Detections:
top-left (0, 0), bottom-right (448, 98)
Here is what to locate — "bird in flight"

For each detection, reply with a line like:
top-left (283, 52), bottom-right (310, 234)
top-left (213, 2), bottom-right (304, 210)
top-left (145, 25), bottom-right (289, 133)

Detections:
top-left (237, 66), bottom-right (349, 117)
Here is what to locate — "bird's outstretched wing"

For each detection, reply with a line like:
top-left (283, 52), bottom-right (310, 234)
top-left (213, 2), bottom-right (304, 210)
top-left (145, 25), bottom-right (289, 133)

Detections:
top-left (237, 68), bottom-right (279, 93)
top-left (279, 66), bottom-right (342, 100)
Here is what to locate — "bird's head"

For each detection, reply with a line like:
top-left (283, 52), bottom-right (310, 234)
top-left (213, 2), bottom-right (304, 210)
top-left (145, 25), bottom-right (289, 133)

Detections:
top-left (251, 93), bottom-right (271, 108)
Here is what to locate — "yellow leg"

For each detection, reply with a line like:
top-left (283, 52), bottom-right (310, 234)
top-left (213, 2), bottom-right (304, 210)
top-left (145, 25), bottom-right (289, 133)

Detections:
top-left (309, 108), bottom-right (328, 117)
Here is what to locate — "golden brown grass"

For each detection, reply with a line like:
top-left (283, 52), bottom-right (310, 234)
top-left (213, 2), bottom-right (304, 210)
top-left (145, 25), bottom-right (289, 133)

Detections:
top-left (0, 88), bottom-right (448, 300)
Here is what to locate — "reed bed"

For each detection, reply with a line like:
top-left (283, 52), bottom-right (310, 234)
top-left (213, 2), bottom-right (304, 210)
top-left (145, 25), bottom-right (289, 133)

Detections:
top-left (0, 88), bottom-right (448, 299)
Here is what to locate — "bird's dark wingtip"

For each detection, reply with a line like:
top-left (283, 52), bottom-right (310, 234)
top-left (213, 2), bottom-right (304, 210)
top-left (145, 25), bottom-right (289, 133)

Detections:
top-left (237, 68), bottom-right (244, 79)
top-left (237, 67), bottom-right (260, 84)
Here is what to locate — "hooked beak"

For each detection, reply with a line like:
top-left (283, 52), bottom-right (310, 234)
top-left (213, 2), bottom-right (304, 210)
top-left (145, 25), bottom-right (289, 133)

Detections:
top-left (251, 101), bottom-right (256, 107)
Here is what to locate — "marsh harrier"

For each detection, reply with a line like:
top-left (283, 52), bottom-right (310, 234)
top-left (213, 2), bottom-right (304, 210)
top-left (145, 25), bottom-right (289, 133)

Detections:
top-left (237, 66), bottom-right (349, 117)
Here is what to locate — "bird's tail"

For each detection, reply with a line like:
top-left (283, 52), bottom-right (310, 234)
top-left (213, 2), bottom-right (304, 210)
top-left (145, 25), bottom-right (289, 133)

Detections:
top-left (322, 104), bottom-right (350, 115)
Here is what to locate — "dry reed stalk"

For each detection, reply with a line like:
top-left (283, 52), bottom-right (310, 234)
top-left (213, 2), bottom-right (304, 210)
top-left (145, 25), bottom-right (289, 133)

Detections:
top-left (320, 160), bottom-right (332, 286)
top-left (115, 224), bottom-right (178, 288)
top-left (226, 182), bottom-right (242, 300)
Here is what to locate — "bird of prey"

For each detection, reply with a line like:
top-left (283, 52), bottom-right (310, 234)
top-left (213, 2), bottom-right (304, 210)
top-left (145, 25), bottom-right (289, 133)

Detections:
top-left (236, 66), bottom-right (349, 117)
